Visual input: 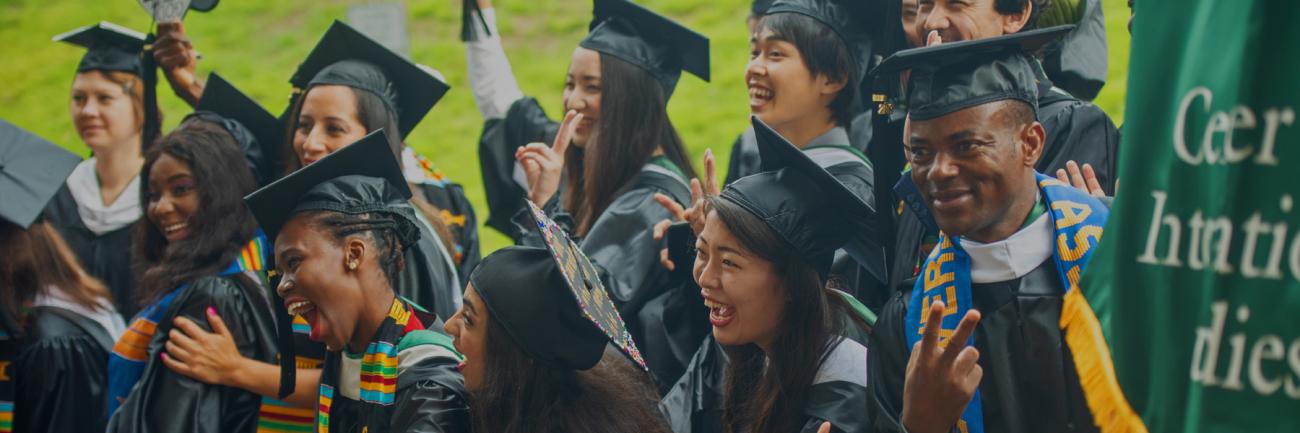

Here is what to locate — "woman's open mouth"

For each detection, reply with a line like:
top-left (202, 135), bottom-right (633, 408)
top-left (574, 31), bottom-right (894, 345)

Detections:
top-left (703, 296), bottom-right (735, 328)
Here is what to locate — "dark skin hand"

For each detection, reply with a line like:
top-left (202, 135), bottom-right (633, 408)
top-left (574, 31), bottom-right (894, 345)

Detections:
top-left (154, 21), bottom-right (204, 107)
top-left (901, 301), bottom-right (984, 433)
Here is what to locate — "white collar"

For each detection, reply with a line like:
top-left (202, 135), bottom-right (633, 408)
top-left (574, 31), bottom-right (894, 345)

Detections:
top-left (66, 158), bottom-right (142, 235)
top-left (959, 213), bottom-right (1053, 283)
top-left (33, 285), bottom-right (126, 340)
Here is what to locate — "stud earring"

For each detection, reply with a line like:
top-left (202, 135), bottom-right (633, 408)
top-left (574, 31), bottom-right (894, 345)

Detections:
top-left (348, 261), bottom-right (358, 270)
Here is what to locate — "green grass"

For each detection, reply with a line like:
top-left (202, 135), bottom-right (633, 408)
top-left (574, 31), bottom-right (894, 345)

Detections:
top-left (0, 0), bottom-right (1131, 254)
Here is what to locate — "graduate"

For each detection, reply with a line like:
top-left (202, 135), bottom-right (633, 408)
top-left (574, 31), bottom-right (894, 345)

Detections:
top-left (464, 0), bottom-right (704, 379)
top-left (244, 130), bottom-right (469, 433)
top-left (104, 121), bottom-right (280, 432)
top-left (866, 33), bottom-right (1126, 433)
top-left (660, 118), bottom-right (876, 433)
top-left (0, 120), bottom-right (125, 433)
top-left (187, 73), bottom-right (285, 187)
top-left (44, 22), bottom-right (155, 319)
top-left (442, 202), bottom-right (670, 433)
top-left (282, 21), bottom-right (475, 318)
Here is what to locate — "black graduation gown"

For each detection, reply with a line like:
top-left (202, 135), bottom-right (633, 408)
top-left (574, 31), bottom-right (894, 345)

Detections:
top-left (320, 349), bottom-right (469, 433)
top-left (44, 186), bottom-right (139, 319)
top-left (398, 207), bottom-right (464, 321)
top-left (3, 306), bottom-right (114, 433)
top-left (867, 260), bottom-right (1099, 433)
top-left (106, 274), bottom-right (280, 433)
top-left (660, 306), bottom-right (872, 433)
top-left (413, 180), bottom-right (481, 288)
top-left (477, 97), bottom-right (559, 241)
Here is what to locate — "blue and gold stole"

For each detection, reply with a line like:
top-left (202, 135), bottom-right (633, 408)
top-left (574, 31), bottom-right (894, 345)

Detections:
top-left (106, 230), bottom-right (269, 416)
top-left (904, 173), bottom-right (1120, 433)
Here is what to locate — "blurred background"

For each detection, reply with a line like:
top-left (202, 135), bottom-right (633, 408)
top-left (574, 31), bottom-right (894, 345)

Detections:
top-left (0, 0), bottom-right (1133, 253)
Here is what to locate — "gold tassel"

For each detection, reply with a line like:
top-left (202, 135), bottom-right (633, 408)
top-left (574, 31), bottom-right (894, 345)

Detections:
top-left (1059, 288), bottom-right (1149, 433)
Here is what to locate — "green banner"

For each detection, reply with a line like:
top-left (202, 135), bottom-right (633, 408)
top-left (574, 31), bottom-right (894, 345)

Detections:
top-left (1080, 1), bottom-right (1300, 431)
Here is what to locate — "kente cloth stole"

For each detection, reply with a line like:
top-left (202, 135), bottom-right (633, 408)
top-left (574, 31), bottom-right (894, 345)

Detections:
top-left (905, 174), bottom-right (1111, 433)
top-left (316, 298), bottom-right (423, 433)
top-left (107, 230), bottom-right (269, 416)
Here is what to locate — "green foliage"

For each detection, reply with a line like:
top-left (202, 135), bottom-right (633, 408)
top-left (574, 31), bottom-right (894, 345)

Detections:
top-left (0, 0), bottom-right (1132, 254)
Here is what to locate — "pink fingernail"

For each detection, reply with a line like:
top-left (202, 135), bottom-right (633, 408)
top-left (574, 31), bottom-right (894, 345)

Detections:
top-left (161, 352), bottom-right (168, 361)
top-left (207, 306), bottom-right (217, 316)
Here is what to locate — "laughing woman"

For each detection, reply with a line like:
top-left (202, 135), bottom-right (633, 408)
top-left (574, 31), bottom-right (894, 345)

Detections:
top-left (244, 131), bottom-right (469, 433)
top-left (464, 0), bottom-right (704, 383)
top-left (45, 22), bottom-right (158, 319)
top-left (661, 120), bottom-right (876, 433)
top-left (104, 121), bottom-right (280, 433)
top-left (443, 207), bottom-right (670, 433)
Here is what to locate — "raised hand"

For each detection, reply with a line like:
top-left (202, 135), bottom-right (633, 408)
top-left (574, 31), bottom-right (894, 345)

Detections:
top-left (652, 148), bottom-right (719, 269)
top-left (1055, 160), bottom-right (1108, 198)
top-left (153, 21), bottom-right (204, 107)
top-left (516, 110), bottom-right (582, 205)
top-left (900, 301), bottom-right (983, 433)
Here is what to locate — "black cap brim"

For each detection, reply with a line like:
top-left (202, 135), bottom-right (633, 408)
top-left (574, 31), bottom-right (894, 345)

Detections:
top-left (582, 0), bottom-right (710, 95)
top-left (290, 20), bottom-right (449, 138)
top-left (243, 129), bottom-right (409, 240)
top-left (196, 73), bottom-right (284, 182)
top-left (0, 119), bottom-right (82, 229)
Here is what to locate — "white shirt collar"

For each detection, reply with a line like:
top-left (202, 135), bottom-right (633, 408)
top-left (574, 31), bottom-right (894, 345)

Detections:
top-left (66, 158), bottom-right (142, 235)
top-left (959, 213), bottom-right (1054, 283)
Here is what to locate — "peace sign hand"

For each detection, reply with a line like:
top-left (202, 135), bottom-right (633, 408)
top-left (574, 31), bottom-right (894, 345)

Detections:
top-left (517, 110), bottom-right (583, 206)
top-left (900, 301), bottom-right (983, 433)
top-left (652, 148), bottom-right (720, 270)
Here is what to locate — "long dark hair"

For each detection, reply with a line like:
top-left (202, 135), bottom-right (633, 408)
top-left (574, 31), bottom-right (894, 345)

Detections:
top-left (757, 13), bottom-right (858, 127)
top-left (282, 85), bottom-right (458, 256)
top-left (132, 120), bottom-right (259, 306)
top-left (706, 196), bottom-right (867, 433)
top-left (469, 314), bottom-right (670, 433)
top-left (563, 54), bottom-right (698, 236)
top-left (0, 220), bottom-right (112, 328)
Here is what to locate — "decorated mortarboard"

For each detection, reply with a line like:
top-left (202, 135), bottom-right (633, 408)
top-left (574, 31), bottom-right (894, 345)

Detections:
top-left (764, 0), bottom-right (876, 86)
top-left (243, 128), bottom-right (414, 242)
top-left (54, 22), bottom-right (148, 76)
top-left (870, 25), bottom-right (1075, 121)
top-left (471, 201), bottom-right (648, 371)
top-left (579, 0), bottom-right (710, 98)
top-left (724, 117), bottom-right (878, 279)
top-left (290, 20), bottom-right (450, 138)
top-left (192, 73), bottom-right (284, 184)
top-left (0, 119), bottom-right (82, 229)
top-left (136, 0), bottom-right (220, 22)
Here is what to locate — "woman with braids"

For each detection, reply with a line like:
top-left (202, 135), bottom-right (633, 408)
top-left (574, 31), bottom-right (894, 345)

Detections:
top-left (660, 119), bottom-right (876, 433)
top-left (442, 203), bottom-right (671, 433)
top-left (462, 0), bottom-right (705, 386)
top-left (0, 121), bottom-right (124, 433)
top-left (45, 22), bottom-right (159, 319)
top-left (102, 120), bottom-right (280, 433)
top-left (243, 131), bottom-right (469, 433)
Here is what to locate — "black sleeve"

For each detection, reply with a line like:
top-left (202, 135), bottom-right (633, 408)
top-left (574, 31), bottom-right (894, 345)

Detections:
top-left (106, 276), bottom-right (279, 433)
top-left (478, 97), bottom-right (560, 240)
top-left (1036, 100), bottom-right (1121, 196)
top-left (867, 290), bottom-right (911, 433)
top-left (390, 360), bottom-right (471, 433)
top-left (14, 333), bottom-right (111, 433)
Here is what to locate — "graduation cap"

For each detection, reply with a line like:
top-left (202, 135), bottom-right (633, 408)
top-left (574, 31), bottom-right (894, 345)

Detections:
top-left (137, 0), bottom-right (219, 21)
top-left (0, 120), bottom-right (82, 229)
top-left (579, 0), bottom-right (710, 98)
top-left (53, 22), bottom-right (148, 76)
top-left (870, 25), bottom-right (1075, 120)
top-left (243, 128), bottom-right (418, 398)
top-left (764, 0), bottom-right (876, 87)
top-left (290, 20), bottom-right (449, 139)
top-left (192, 73), bottom-right (284, 184)
top-left (470, 201), bottom-right (648, 371)
top-left (752, 0), bottom-right (774, 15)
top-left (722, 117), bottom-right (878, 278)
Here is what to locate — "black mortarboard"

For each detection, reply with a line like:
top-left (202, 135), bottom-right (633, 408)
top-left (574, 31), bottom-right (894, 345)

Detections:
top-left (471, 201), bottom-right (648, 371)
top-left (243, 128), bottom-right (418, 398)
top-left (765, 0), bottom-right (875, 87)
top-left (290, 20), bottom-right (450, 138)
top-left (243, 129), bottom-right (414, 242)
top-left (722, 117), bottom-right (877, 278)
top-left (192, 73), bottom-right (284, 185)
top-left (0, 120), bottom-right (82, 229)
top-left (53, 22), bottom-right (147, 76)
top-left (871, 25), bottom-right (1074, 121)
top-left (579, 0), bottom-right (710, 98)
top-left (751, 0), bottom-right (775, 15)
